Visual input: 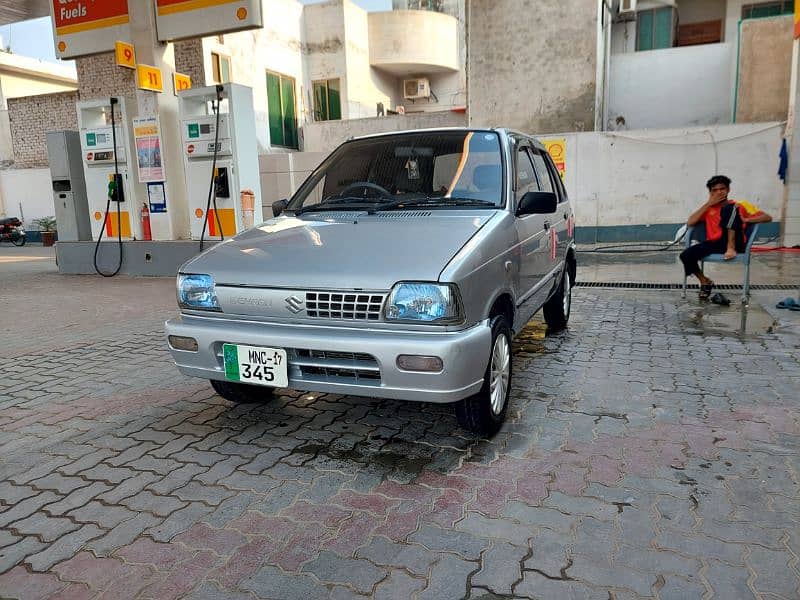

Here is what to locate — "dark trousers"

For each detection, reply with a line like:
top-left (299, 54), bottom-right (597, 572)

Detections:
top-left (680, 203), bottom-right (745, 277)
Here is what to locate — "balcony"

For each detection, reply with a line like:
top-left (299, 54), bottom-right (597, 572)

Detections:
top-left (367, 10), bottom-right (459, 76)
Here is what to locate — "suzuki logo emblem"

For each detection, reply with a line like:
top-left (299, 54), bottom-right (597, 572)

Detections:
top-left (285, 295), bottom-right (304, 314)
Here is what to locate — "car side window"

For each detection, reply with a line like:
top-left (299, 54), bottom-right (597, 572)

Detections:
top-left (530, 150), bottom-right (555, 195)
top-left (543, 151), bottom-right (568, 203)
top-left (516, 146), bottom-right (539, 202)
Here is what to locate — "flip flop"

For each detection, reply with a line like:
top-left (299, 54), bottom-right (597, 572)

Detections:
top-left (776, 297), bottom-right (799, 309)
top-left (789, 303), bottom-right (800, 312)
top-left (710, 293), bottom-right (731, 306)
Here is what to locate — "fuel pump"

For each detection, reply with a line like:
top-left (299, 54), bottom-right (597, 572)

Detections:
top-left (178, 83), bottom-right (261, 244)
top-left (77, 97), bottom-right (144, 243)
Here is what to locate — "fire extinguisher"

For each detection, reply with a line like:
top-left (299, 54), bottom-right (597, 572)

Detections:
top-left (141, 203), bottom-right (152, 241)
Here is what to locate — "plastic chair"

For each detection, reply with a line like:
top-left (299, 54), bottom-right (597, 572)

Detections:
top-left (681, 222), bottom-right (760, 303)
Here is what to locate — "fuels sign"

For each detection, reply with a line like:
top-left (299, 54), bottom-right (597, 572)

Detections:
top-left (51, 0), bottom-right (131, 59)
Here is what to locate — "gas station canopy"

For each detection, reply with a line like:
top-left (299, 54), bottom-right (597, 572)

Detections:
top-left (0, 0), bottom-right (49, 26)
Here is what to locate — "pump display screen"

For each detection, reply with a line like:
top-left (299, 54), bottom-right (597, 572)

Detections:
top-left (200, 124), bottom-right (212, 134)
top-left (96, 133), bottom-right (109, 145)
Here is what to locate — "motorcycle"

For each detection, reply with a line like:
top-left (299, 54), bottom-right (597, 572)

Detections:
top-left (0, 217), bottom-right (26, 246)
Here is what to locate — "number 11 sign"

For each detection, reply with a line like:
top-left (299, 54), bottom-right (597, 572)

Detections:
top-left (137, 64), bottom-right (164, 93)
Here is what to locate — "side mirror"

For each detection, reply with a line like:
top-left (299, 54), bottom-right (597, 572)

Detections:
top-left (517, 191), bottom-right (557, 216)
top-left (271, 198), bottom-right (289, 217)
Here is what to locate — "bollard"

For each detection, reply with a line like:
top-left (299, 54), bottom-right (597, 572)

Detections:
top-left (240, 189), bottom-right (255, 230)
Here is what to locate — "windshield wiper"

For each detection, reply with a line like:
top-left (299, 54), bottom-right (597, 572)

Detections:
top-left (374, 197), bottom-right (498, 211)
top-left (293, 197), bottom-right (385, 215)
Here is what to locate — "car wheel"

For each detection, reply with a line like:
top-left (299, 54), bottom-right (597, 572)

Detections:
top-left (12, 235), bottom-right (25, 247)
top-left (210, 379), bottom-right (275, 404)
top-left (543, 267), bottom-right (571, 332)
top-left (455, 315), bottom-right (512, 436)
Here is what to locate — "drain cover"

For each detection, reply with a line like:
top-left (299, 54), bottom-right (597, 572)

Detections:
top-left (575, 282), bottom-right (797, 290)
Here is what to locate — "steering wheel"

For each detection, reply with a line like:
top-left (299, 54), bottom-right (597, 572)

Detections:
top-left (337, 181), bottom-right (394, 201)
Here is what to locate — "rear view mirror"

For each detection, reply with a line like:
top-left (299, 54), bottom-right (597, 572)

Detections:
top-left (517, 191), bottom-right (557, 216)
top-left (272, 198), bottom-right (289, 217)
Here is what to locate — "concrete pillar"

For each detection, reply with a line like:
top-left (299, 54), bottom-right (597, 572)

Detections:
top-left (128, 2), bottom-right (190, 240)
top-left (784, 38), bottom-right (800, 247)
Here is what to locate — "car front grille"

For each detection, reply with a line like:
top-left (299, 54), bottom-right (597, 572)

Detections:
top-left (292, 349), bottom-right (381, 384)
top-left (305, 292), bottom-right (385, 321)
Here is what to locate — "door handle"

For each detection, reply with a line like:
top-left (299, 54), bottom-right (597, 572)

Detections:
top-left (543, 220), bottom-right (551, 230)
top-left (563, 213), bottom-right (568, 220)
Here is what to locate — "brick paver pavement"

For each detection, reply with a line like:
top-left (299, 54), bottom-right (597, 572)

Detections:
top-left (1, 251), bottom-right (798, 599)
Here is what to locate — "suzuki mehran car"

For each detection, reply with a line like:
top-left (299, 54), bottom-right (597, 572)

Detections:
top-left (166, 128), bottom-right (575, 435)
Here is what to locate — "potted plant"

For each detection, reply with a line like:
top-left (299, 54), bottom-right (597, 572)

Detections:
top-left (34, 216), bottom-right (57, 247)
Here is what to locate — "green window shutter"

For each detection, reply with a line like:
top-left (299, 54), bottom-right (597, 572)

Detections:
top-left (267, 72), bottom-right (284, 147)
top-left (281, 77), bottom-right (298, 149)
top-left (654, 7), bottom-right (672, 49)
top-left (220, 58), bottom-right (230, 83)
top-left (328, 80), bottom-right (341, 120)
top-left (313, 82), bottom-right (328, 121)
top-left (637, 10), bottom-right (654, 51)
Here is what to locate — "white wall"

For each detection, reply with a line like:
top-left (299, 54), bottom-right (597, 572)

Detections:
top-left (551, 123), bottom-right (785, 231)
top-left (342, 1), bottom-right (398, 119)
top-left (0, 168), bottom-right (54, 225)
top-left (304, 0), bottom-right (351, 117)
top-left (609, 43), bottom-right (733, 129)
top-left (204, 0), bottom-right (307, 153)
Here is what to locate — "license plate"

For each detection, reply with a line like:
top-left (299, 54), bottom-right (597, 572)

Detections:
top-left (223, 343), bottom-right (288, 387)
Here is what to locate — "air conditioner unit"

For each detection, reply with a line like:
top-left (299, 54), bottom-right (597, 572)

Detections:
top-left (619, 0), bottom-right (637, 15)
top-left (403, 78), bottom-right (430, 100)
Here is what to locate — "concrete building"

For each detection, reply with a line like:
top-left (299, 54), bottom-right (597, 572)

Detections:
top-left (466, 0), bottom-right (793, 134)
top-left (0, 45), bottom-right (77, 221)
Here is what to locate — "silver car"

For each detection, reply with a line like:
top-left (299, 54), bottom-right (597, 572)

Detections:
top-left (166, 128), bottom-right (575, 435)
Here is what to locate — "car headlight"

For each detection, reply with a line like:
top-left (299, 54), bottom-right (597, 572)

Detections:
top-left (177, 274), bottom-right (221, 311)
top-left (385, 282), bottom-right (463, 324)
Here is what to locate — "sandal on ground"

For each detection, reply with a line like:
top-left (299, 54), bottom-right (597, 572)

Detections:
top-left (710, 292), bottom-right (731, 306)
top-left (789, 303), bottom-right (800, 312)
top-left (699, 282), bottom-right (713, 301)
top-left (776, 297), bottom-right (799, 309)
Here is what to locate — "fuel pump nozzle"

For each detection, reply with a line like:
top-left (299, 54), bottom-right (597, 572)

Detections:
top-left (93, 96), bottom-right (124, 277)
top-left (199, 85), bottom-right (226, 252)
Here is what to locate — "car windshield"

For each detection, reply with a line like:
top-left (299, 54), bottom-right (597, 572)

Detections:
top-left (287, 131), bottom-right (504, 213)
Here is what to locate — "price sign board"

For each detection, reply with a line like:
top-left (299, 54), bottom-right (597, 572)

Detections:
top-left (137, 64), bottom-right (164, 93)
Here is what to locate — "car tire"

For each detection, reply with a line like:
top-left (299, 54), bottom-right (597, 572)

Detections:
top-left (210, 379), bottom-right (275, 404)
top-left (455, 315), bottom-right (512, 437)
top-left (543, 267), bottom-right (571, 332)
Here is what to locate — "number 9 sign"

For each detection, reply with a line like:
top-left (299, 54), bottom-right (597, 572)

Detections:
top-left (115, 41), bottom-right (136, 69)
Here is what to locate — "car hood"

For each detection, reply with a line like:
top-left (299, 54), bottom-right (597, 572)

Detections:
top-left (183, 210), bottom-right (497, 290)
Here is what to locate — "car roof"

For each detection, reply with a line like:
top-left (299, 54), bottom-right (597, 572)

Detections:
top-left (346, 127), bottom-right (546, 151)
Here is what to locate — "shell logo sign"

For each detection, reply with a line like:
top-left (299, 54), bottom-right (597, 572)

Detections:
top-left (155, 0), bottom-right (263, 42)
top-left (50, 0), bottom-right (131, 59)
top-left (540, 138), bottom-right (567, 181)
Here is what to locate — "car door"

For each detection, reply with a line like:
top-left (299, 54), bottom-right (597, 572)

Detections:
top-left (513, 142), bottom-right (551, 325)
top-left (530, 148), bottom-right (568, 275)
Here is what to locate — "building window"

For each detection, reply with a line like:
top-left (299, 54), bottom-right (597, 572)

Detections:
top-left (312, 79), bottom-right (342, 121)
top-left (742, 1), bottom-right (793, 19)
top-left (637, 7), bottom-right (674, 51)
top-left (211, 53), bottom-right (231, 84)
top-left (267, 71), bottom-right (298, 149)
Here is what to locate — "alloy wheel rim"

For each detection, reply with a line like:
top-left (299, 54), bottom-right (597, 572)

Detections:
top-left (489, 334), bottom-right (510, 415)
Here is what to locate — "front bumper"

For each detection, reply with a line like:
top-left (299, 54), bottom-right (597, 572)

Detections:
top-left (165, 314), bottom-right (492, 403)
